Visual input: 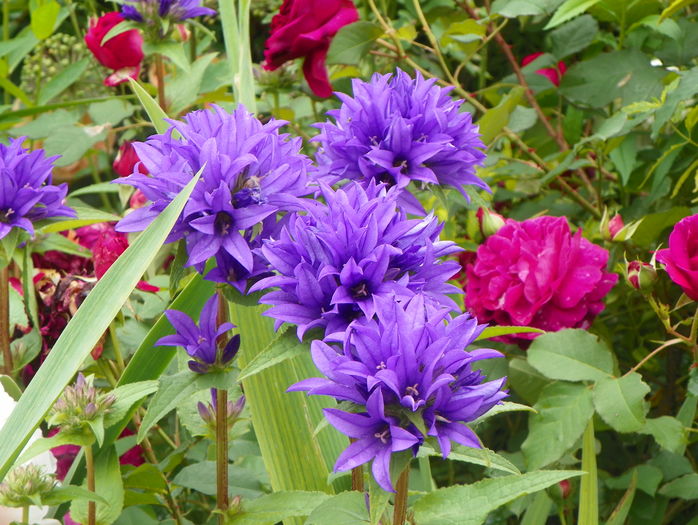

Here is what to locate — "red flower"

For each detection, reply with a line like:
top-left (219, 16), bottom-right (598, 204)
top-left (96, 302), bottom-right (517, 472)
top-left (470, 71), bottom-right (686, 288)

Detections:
top-left (113, 141), bottom-right (149, 177)
top-left (656, 214), bottom-right (698, 301)
top-left (263, 0), bottom-right (359, 98)
top-left (85, 12), bottom-right (144, 87)
top-left (521, 52), bottom-right (567, 87)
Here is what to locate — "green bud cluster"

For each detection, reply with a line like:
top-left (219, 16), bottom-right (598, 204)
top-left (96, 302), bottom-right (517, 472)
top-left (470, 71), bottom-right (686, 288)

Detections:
top-left (0, 464), bottom-right (55, 508)
top-left (20, 33), bottom-right (109, 100)
top-left (47, 374), bottom-right (115, 432)
top-left (197, 394), bottom-right (245, 434)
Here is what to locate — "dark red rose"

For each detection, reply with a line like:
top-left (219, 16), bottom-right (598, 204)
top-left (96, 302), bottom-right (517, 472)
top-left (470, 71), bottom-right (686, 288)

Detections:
top-left (85, 12), bottom-right (144, 86)
top-left (113, 141), bottom-right (148, 177)
top-left (522, 52), bottom-right (567, 87)
top-left (263, 0), bottom-right (359, 97)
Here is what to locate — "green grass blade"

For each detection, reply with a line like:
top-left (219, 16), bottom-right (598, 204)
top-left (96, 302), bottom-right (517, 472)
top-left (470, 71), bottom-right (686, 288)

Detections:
top-left (218, 0), bottom-right (256, 111)
top-left (229, 299), bottom-right (350, 524)
top-left (0, 173), bottom-right (200, 478)
top-left (128, 78), bottom-right (170, 133)
top-left (578, 418), bottom-right (599, 525)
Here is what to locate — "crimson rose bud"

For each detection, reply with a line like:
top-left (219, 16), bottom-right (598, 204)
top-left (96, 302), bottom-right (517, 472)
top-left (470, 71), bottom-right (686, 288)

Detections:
top-left (263, 0), bottom-right (359, 98)
top-left (522, 52), bottom-right (567, 87)
top-left (85, 12), bottom-right (144, 86)
top-left (627, 260), bottom-right (657, 293)
top-left (656, 214), bottom-right (698, 301)
top-left (113, 141), bottom-right (148, 177)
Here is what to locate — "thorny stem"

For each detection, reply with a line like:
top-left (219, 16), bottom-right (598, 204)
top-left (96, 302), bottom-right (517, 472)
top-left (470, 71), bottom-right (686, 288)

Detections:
top-left (623, 338), bottom-right (683, 377)
top-left (393, 466), bottom-right (410, 525)
top-left (1, 265), bottom-right (12, 375)
top-left (155, 53), bottom-right (167, 111)
top-left (84, 445), bottom-right (96, 525)
top-left (216, 388), bottom-right (229, 524)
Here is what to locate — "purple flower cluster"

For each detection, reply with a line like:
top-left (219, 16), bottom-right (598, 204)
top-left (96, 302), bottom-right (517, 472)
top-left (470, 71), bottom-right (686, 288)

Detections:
top-left (290, 295), bottom-right (507, 491)
top-left (156, 294), bottom-right (239, 373)
top-left (251, 182), bottom-right (462, 339)
top-left (0, 137), bottom-right (75, 240)
top-left (115, 104), bottom-right (311, 291)
top-left (122, 0), bottom-right (215, 23)
top-left (313, 69), bottom-right (488, 214)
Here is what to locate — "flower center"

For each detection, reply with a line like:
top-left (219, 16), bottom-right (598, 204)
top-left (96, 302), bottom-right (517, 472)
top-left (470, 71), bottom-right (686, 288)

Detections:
top-left (405, 383), bottom-right (420, 397)
top-left (214, 212), bottom-right (233, 236)
top-left (0, 208), bottom-right (15, 223)
top-left (373, 428), bottom-right (390, 444)
top-left (350, 281), bottom-right (370, 299)
top-left (392, 157), bottom-right (409, 173)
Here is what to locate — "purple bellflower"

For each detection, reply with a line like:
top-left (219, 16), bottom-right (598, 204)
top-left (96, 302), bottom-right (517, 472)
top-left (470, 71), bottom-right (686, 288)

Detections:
top-left (115, 104), bottom-right (311, 292)
top-left (313, 69), bottom-right (488, 214)
top-left (156, 293), bottom-right (239, 373)
top-left (289, 295), bottom-right (508, 491)
top-left (122, 0), bottom-right (216, 23)
top-left (0, 137), bottom-right (76, 240)
top-left (250, 182), bottom-right (462, 340)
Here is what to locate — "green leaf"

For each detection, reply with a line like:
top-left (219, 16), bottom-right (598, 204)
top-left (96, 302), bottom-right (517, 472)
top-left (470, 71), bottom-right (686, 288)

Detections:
top-left (16, 431), bottom-right (94, 466)
top-left (477, 325), bottom-right (544, 340)
top-left (100, 274), bottom-right (215, 449)
top-left (30, 0), bottom-right (60, 40)
top-left (660, 0), bottom-right (698, 20)
top-left (472, 401), bottom-right (535, 425)
top-left (327, 21), bottom-right (383, 65)
top-left (103, 380), bottom-right (158, 428)
top-left (549, 15), bottom-right (599, 59)
top-left (368, 474), bottom-right (391, 524)
top-left (521, 491), bottom-right (553, 525)
top-left (413, 470), bottom-right (583, 525)
top-left (228, 491), bottom-right (332, 524)
top-left (630, 207), bottom-right (691, 247)
top-left (43, 485), bottom-right (108, 506)
top-left (477, 87), bottom-right (524, 144)
top-left (305, 492), bottom-right (369, 525)
top-left (70, 446), bottom-right (124, 525)
top-left (37, 58), bottom-right (89, 105)
top-left (128, 79), bottom-right (170, 134)
top-left (137, 370), bottom-right (236, 442)
top-left (606, 465), bottom-right (662, 496)
top-left (608, 134), bottom-right (638, 185)
top-left (167, 52), bottom-right (217, 115)
top-left (0, 171), bottom-right (201, 479)
top-left (419, 445), bottom-right (521, 475)
top-left (528, 329), bottom-right (614, 382)
top-left (39, 206), bottom-right (122, 234)
top-left (592, 373), bottom-right (649, 432)
top-left (545, 0), bottom-right (602, 29)
top-left (218, 0), bottom-right (256, 111)
top-left (578, 419), bottom-right (598, 525)
top-left (508, 357), bottom-right (552, 404)
top-left (171, 461), bottom-right (265, 498)
top-left (491, 0), bottom-right (546, 17)
top-left (88, 99), bottom-right (135, 126)
top-left (605, 469), bottom-right (637, 525)
top-left (522, 382), bottom-right (594, 470)
top-left (658, 474), bottom-right (698, 500)
top-left (123, 463), bottom-right (167, 492)
top-left (640, 416), bottom-right (686, 454)
top-left (100, 19), bottom-right (140, 46)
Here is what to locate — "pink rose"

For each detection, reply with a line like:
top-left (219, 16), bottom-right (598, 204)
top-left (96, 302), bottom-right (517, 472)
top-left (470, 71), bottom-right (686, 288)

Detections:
top-left (85, 12), bottom-right (144, 87)
top-left (263, 0), bottom-right (359, 97)
top-left (521, 52), bottom-right (567, 87)
top-left (465, 216), bottom-right (618, 343)
top-left (656, 214), bottom-right (698, 301)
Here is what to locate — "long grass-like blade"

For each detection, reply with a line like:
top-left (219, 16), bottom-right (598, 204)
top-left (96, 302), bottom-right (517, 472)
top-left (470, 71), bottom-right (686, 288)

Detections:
top-left (0, 173), bottom-right (200, 478)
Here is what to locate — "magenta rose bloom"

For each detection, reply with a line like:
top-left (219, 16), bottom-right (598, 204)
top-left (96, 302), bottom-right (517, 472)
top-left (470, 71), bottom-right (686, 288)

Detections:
top-left (85, 12), bottom-right (144, 86)
top-left (263, 0), bottom-right (359, 98)
top-left (656, 214), bottom-right (698, 301)
top-left (464, 216), bottom-right (618, 343)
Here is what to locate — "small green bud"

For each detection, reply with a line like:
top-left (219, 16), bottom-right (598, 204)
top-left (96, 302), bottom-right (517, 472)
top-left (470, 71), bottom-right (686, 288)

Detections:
top-left (0, 464), bottom-right (55, 507)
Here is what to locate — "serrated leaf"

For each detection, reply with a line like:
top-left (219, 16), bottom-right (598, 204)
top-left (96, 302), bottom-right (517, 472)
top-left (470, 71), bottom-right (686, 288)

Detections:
top-left (413, 470), bottom-right (583, 525)
top-left (658, 474), bottom-right (698, 500)
top-left (137, 370), bottom-right (236, 442)
top-left (237, 328), bottom-right (302, 382)
top-left (522, 382), bottom-right (594, 470)
top-left (304, 491), bottom-right (369, 525)
top-left (592, 373), bottom-right (649, 433)
top-left (640, 416), bottom-right (686, 454)
top-left (528, 329), bottom-right (614, 382)
top-left (545, 0), bottom-right (602, 29)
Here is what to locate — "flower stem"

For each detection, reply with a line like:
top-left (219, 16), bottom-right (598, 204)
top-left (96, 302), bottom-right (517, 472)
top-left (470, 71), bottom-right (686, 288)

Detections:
top-left (21, 505), bottom-right (28, 524)
top-left (155, 53), bottom-right (167, 111)
top-left (84, 445), bottom-right (96, 525)
top-left (216, 387), bottom-right (229, 524)
top-left (1, 265), bottom-right (12, 376)
top-left (351, 465), bottom-right (364, 492)
top-left (393, 466), bottom-right (410, 525)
